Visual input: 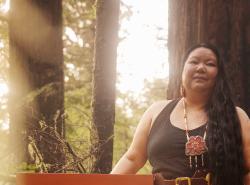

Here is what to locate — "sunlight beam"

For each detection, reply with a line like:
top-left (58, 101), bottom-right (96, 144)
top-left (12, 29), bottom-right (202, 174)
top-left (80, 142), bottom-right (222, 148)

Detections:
top-left (0, 0), bottom-right (10, 13)
top-left (117, 0), bottom-right (168, 96)
top-left (0, 82), bottom-right (8, 97)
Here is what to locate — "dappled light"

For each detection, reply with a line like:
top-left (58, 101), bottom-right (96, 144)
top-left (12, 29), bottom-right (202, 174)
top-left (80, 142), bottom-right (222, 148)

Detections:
top-left (0, 82), bottom-right (8, 97)
top-left (0, 82), bottom-right (9, 130)
top-left (0, 0), bottom-right (249, 184)
top-left (0, 0), bottom-right (169, 182)
top-left (0, 0), bottom-right (9, 13)
top-left (113, 0), bottom-right (169, 174)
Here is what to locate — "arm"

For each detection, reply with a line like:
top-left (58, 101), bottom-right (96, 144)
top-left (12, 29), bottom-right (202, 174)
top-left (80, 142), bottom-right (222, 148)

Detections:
top-left (236, 107), bottom-right (250, 185)
top-left (111, 100), bottom-right (170, 174)
top-left (110, 105), bottom-right (153, 174)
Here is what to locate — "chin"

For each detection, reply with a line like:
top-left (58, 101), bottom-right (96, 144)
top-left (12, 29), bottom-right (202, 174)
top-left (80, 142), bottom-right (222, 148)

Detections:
top-left (191, 85), bottom-right (211, 92)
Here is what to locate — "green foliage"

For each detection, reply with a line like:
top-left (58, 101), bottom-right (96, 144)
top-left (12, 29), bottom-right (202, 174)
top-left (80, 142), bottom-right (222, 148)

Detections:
top-left (65, 87), bottom-right (92, 155)
top-left (63, 0), bottom-right (96, 171)
top-left (143, 78), bottom-right (168, 104)
top-left (63, 0), bottom-right (95, 90)
top-left (63, 0), bottom-right (168, 174)
top-left (0, 0), bottom-right (169, 175)
top-left (113, 78), bottom-right (167, 173)
top-left (17, 162), bottom-right (37, 172)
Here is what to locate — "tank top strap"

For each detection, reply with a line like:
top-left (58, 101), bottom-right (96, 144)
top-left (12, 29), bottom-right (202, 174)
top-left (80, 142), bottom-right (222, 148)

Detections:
top-left (147, 98), bottom-right (209, 179)
top-left (149, 99), bottom-right (180, 138)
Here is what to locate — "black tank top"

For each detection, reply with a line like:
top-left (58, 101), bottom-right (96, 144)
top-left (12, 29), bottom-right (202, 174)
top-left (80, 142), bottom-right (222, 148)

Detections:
top-left (147, 99), bottom-right (208, 179)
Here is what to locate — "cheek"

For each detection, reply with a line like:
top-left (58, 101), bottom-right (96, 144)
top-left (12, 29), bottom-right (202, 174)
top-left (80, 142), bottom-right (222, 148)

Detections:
top-left (182, 66), bottom-right (193, 80)
top-left (182, 66), bottom-right (193, 86)
top-left (210, 69), bottom-right (218, 79)
top-left (208, 69), bottom-right (218, 86)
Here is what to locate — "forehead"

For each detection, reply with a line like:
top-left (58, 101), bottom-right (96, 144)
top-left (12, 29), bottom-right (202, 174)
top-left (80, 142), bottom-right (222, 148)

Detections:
top-left (187, 47), bottom-right (217, 61)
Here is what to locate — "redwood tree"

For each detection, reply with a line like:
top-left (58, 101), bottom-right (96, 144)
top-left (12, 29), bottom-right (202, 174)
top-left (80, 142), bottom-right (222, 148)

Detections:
top-left (92, 0), bottom-right (120, 173)
top-left (168, 0), bottom-right (250, 116)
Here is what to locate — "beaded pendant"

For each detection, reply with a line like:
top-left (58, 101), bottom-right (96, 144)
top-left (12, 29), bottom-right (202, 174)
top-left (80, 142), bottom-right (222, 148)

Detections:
top-left (185, 135), bottom-right (208, 168)
top-left (182, 98), bottom-right (208, 168)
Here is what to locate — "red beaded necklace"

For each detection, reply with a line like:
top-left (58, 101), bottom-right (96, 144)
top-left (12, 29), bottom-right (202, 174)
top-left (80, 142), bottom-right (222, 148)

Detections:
top-left (182, 98), bottom-right (208, 168)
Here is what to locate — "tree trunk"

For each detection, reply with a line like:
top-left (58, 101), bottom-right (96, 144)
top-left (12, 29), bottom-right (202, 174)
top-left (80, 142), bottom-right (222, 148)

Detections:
top-left (168, 0), bottom-right (250, 116)
top-left (9, 0), bottom-right (64, 172)
top-left (243, 1), bottom-right (250, 115)
top-left (92, 0), bottom-right (120, 173)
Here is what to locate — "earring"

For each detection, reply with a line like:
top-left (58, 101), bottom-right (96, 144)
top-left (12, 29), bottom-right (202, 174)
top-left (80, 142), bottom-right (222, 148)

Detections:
top-left (180, 84), bottom-right (186, 97)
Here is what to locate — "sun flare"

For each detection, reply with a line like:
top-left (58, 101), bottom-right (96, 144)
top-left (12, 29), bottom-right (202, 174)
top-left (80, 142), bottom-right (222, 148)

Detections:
top-left (0, 0), bottom-right (10, 13)
top-left (0, 82), bottom-right (8, 97)
top-left (117, 0), bottom-right (168, 96)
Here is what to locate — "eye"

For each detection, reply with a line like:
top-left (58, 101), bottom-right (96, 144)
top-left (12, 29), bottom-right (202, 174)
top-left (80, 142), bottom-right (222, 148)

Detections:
top-left (189, 60), bottom-right (198, 64)
top-left (206, 61), bottom-right (217, 67)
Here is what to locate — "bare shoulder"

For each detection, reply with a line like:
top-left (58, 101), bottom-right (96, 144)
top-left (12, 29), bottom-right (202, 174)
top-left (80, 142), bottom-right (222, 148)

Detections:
top-left (149, 100), bottom-right (172, 112)
top-left (236, 108), bottom-right (250, 171)
top-left (236, 106), bottom-right (250, 126)
top-left (236, 107), bottom-right (250, 141)
top-left (135, 100), bottom-right (172, 134)
top-left (148, 100), bottom-right (173, 127)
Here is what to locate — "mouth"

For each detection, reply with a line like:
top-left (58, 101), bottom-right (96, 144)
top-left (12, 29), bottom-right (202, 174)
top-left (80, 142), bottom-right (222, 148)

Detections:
top-left (193, 76), bottom-right (208, 81)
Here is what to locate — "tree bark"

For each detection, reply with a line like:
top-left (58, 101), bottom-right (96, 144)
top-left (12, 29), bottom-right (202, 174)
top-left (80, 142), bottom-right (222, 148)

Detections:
top-left (92, 0), bottom-right (120, 173)
top-left (168, 0), bottom-right (250, 116)
top-left (243, 1), bottom-right (250, 115)
top-left (8, 0), bottom-right (64, 172)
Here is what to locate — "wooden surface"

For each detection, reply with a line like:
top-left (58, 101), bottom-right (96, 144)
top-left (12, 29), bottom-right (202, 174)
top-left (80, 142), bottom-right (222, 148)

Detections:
top-left (16, 173), bottom-right (154, 185)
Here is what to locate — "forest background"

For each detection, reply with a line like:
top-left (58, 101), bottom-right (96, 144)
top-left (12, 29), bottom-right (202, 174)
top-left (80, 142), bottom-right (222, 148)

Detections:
top-left (0, 0), bottom-right (168, 182)
top-left (0, 0), bottom-right (250, 184)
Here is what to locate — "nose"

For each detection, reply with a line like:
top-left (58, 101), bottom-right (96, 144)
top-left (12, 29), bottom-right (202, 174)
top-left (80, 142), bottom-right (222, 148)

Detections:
top-left (196, 63), bottom-right (206, 72)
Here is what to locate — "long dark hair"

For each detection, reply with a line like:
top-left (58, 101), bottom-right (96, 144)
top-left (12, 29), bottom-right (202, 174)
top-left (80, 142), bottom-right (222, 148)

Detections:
top-left (183, 43), bottom-right (245, 185)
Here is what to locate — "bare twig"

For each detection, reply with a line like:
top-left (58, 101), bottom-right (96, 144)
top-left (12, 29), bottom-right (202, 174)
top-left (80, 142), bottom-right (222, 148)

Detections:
top-left (28, 137), bottom-right (48, 173)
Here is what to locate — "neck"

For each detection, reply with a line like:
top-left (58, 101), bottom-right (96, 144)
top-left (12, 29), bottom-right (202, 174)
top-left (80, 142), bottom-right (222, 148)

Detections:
top-left (184, 92), bottom-right (210, 110)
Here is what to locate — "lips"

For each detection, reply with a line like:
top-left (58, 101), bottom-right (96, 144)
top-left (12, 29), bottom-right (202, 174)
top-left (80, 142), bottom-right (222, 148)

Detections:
top-left (193, 76), bottom-right (208, 80)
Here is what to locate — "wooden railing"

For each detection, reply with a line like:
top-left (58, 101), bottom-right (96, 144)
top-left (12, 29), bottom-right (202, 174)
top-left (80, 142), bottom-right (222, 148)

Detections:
top-left (16, 173), bottom-right (154, 185)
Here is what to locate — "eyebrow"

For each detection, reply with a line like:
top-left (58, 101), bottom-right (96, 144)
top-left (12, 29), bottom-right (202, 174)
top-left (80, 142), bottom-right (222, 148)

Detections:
top-left (188, 56), bottom-right (217, 61)
top-left (188, 56), bottom-right (199, 60)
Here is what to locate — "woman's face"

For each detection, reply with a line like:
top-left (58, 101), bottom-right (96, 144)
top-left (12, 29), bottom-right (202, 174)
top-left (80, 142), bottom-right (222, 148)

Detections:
top-left (182, 47), bottom-right (218, 93)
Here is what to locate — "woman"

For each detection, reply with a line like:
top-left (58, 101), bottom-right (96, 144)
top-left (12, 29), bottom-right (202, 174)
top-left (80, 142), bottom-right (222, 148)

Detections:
top-left (111, 43), bottom-right (250, 185)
